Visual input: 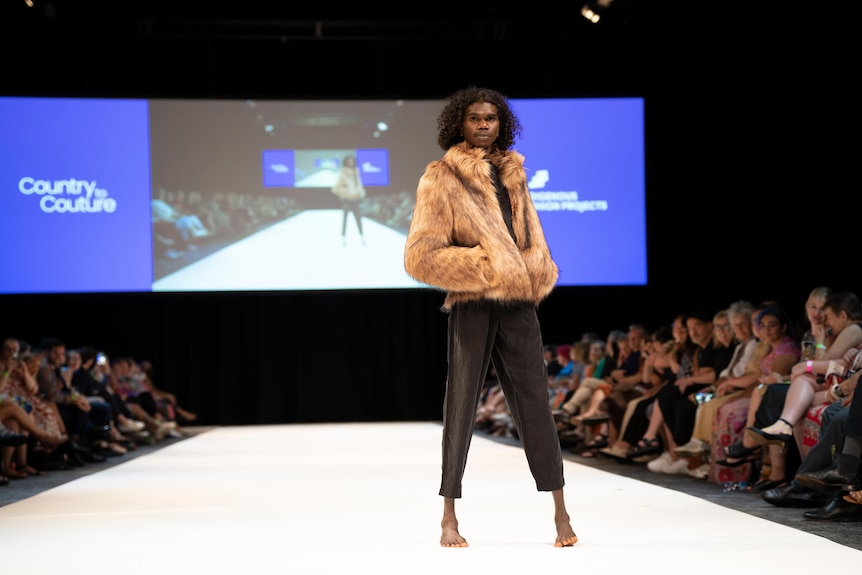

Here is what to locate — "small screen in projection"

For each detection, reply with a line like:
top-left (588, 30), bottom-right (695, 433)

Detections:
top-left (0, 96), bottom-right (645, 294)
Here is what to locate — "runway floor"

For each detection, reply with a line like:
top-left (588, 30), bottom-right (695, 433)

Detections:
top-left (1, 422), bottom-right (860, 574)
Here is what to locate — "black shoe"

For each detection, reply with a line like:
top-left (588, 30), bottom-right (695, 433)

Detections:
top-left (80, 448), bottom-right (106, 463)
top-left (746, 426), bottom-right (792, 447)
top-left (715, 443), bottom-right (762, 467)
top-left (803, 494), bottom-right (862, 522)
top-left (762, 481), bottom-right (831, 508)
top-left (0, 427), bottom-right (28, 447)
top-left (751, 477), bottom-right (788, 492)
top-left (796, 466), bottom-right (861, 492)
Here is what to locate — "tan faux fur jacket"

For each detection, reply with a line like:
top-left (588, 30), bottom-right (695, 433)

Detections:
top-left (404, 142), bottom-right (558, 311)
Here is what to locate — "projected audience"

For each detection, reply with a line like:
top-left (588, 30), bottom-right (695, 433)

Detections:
top-left (152, 196), bottom-right (213, 259)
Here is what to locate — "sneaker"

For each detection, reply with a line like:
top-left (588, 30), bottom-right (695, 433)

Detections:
top-left (663, 457), bottom-right (691, 475)
top-left (687, 463), bottom-right (710, 479)
top-left (674, 438), bottom-right (709, 457)
top-left (118, 419), bottom-right (146, 434)
top-left (647, 451), bottom-right (673, 473)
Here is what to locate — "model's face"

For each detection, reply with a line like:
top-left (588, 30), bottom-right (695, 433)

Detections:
top-left (462, 102), bottom-right (499, 149)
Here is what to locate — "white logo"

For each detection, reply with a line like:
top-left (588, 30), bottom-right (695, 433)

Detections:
top-left (528, 169), bottom-right (550, 189)
top-left (361, 161), bottom-right (382, 173)
top-left (18, 177), bottom-right (117, 214)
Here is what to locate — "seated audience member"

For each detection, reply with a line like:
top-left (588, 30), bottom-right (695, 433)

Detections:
top-left (645, 310), bottom-right (718, 476)
top-left (600, 324), bottom-right (679, 460)
top-left (749, 291), bottom-right (862, 446)
top-left (110, 356), bottom-right (179, 441)
top-left (557, 325), bottom-right (645, 453)
top-left (736, 290), bottom-right (830, 461)
top-left (762, 397), bottom-right (852, 511)
top-left (0, 396), bottom-right (66, 479)
top-left (0, 339), bottom-right (71, 469)
top-left (675, 302), bottom-right (758, 468)
top-left (139, 359), bottom-right (196, 425)
top-left (550, 344), bottom-right (575, 391)
top-left (71, 347), bottom-right (145, 455)
top-left (36, 337), bottom-right (105, 464)
top-left (623, 314), bottom-right (693, 460)
top-left (789, 367), bottom-right (862, 521)
top-left (742, 292), bottom-right (862, 492)
top-left (591, 324), bottom-right (648, 446)
top-left (544, 344), bottom-right (562, 379)
top-left (716, 306), bottom-right (800, 490)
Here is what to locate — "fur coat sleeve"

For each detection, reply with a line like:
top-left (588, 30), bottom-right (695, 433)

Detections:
top-left (404, 142), bottom-right (558, 310)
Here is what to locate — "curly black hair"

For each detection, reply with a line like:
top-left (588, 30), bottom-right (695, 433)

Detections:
top-left (436, 86), bottom-right (522, 152)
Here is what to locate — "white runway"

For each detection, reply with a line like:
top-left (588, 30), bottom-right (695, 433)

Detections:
top-left (1, 422), bottom-right (859, 574)
top-left (152, 210), bottom-right (424, 291)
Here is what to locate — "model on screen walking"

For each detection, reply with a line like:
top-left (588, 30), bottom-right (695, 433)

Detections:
top-left (331, 154), bottom-right (366, 246)
top-left (404, 86), bottom-right (578, 548)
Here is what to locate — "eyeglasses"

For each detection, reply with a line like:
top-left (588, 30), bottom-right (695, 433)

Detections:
top-left (715, 324), bottom-right (732, 331)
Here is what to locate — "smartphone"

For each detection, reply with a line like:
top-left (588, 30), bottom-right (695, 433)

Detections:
top-left (96, 353), bottom-right (107, 366)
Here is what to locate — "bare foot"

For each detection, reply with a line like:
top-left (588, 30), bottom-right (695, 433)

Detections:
top-left (440, 517), bottom-right (468, 548)
top-left (554, 513), bottom-right (578, 547)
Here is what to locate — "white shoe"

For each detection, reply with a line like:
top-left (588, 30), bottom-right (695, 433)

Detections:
top-left (687, 463), bottom-right (710, 479)
top-left (663, 457), bottom-right (691, 475)
top-left (647, 451), bottom-right (673, 473)
top-left (118, 419), bottom-right (146, 434)
top-left (674, 438), bottom-right (709, 457)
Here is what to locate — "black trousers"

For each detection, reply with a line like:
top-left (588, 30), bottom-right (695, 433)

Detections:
top-left (440, 301), bottom-right (564, 499)
top-left (656, 382), bottom-right (711, 447)
top-left (340, 200), bottom-right (363, 235)
top-left (848, 392), bottom-right (862, 439)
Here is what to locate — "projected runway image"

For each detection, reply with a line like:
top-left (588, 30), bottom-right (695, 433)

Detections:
top-left (152, 210), bottom-right (424, 292)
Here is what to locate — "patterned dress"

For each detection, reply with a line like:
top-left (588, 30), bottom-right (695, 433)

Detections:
top-left (1, 374), bottom-right (64, 438)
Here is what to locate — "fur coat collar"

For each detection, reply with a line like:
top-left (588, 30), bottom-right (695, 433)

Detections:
top-left (404, 142), bottom-right (558, 310)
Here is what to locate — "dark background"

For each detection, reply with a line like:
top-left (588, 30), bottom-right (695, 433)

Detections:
top-left (0, 1), bottom-right (854, 426)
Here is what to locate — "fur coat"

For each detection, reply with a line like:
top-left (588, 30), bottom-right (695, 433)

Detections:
top-left (331, 166), bottom-right (366, 201)
top-left (404, 142), bottom-right (558, 311)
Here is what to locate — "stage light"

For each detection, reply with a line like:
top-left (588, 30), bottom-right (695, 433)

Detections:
top-left (580, 0), bottom-right (614, 24)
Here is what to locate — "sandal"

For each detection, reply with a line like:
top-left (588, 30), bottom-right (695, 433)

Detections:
top-left (746, 418), bottom-right (794, 447)
top-left (628, 437), bottom-right (661, 458)
top-left (583, 433), bottom-right (609, 450)
top-left (715, 443), bottom-right (762, 467)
